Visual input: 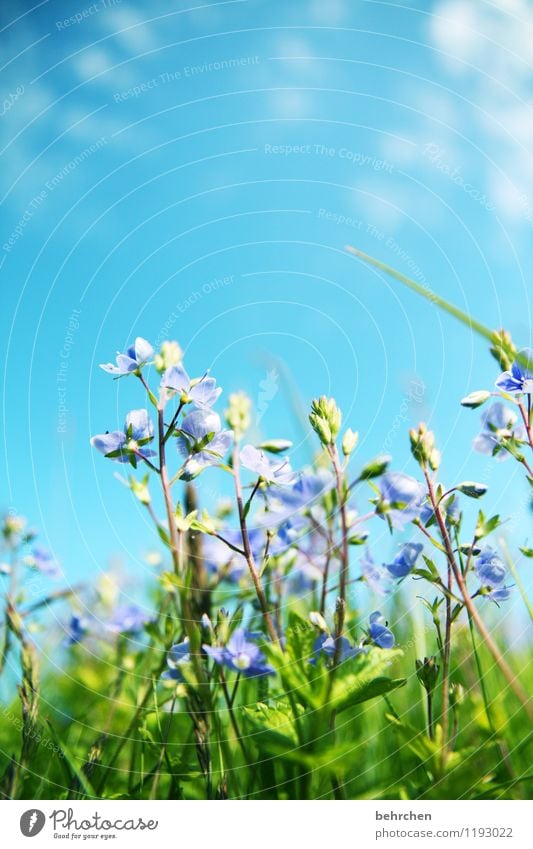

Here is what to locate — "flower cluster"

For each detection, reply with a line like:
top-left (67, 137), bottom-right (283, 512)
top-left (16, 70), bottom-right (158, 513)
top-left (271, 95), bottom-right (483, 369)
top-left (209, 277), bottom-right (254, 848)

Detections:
top-left (82, 332), bottom-right (531, 758)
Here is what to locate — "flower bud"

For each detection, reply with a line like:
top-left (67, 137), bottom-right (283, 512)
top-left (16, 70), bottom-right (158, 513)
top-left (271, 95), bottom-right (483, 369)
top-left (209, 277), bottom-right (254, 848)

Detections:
top-left (216, 608), bottom-right (230, 644)
top-left (342, 428), bottom-right (359, 457)
top-left (333, 597), bottom-right (346, 637)
top-left (456, 481), bottom-right (488, 499)
top-left (258, 439), bottom-right (293, 454)
top-left (154, 340), bottom-right (183, 373)
top-left (309, 397), bottom-right (342, 445)
top-left (309, 412), bottom-right (332, 445)
top-left (201, 613), bottom-right (214, 636)
top-left (3, 514), bottom-right (27, 539)
top-left (174, 502), bottom-right (198, 532)
top-left (460, 390), bottom-right (491, 409)
top-left (449, 682), bottom-right (465, 708)
top-left (490, 329), bottom-right (516, 372)
top-left (309, 611), bottom-right (328, 632)
top-left (409, 423), bottom-right (435, 467)
top-left (225, 392), bottom-right (251, 441)
top-left (415, 656), bottom-right (440, 693)
top-left (428, 448), bottom-right (441, 471)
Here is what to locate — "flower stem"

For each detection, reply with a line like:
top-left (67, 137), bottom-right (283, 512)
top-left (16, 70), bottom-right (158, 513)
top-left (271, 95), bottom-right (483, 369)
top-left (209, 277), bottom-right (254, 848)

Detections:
top-left (423, 467), bottom-right (452, 760)
top-left (328, 444), bottom-right (349, 610)
top-left (232, 444), bottom-right (279, 644)
top-left (423, 467), bottom-right (531, 718)
top-left (219, 669), bottom-right (248, 761)
top-left (517, 399), bottom-right (533, 453)
top-left (158, 407), bottom-right (180, 576)
top-left (427, 691), bottom-right (434, 740)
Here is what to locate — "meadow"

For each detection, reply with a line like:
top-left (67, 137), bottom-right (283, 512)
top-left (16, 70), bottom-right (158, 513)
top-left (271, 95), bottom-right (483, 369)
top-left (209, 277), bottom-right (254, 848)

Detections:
top-left (1, 255), bottom-right (532, 801)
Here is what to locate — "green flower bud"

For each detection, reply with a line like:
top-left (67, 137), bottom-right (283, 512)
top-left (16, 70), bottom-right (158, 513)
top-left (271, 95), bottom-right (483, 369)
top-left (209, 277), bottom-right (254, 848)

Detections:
top-left (258, 439), bottom-right (293, 454)
top-left (309, 412), bottom-right (332, 445)
top-left (2, 513), bottom-right (28, 543)
top-left (456, 481), bottom-right (488, 499)
top-left (174, 502), bottom-right (198, 532)
top-left (216, 608), bottom-right (230, 644)
top-left (460, 390), bottom-right (491, 409)
top-left (333, 597), bottom-right (345, 637)
top-left (309, 396), bottom-right (342, 445)
top-left (490, 328), bottom-right (516, 372)
top-left (154, 340), bottom-right (183, 373)
top-left (409, 422), bottom-right (436, 467)
top-left (309, 611), bottom-right (328, 632)
top-left (415, 656), bottom-right (440, 693)
top-left (449, 682), bottom-right (465, 708)
top-left (342, 428), bottom-right (359, 456)
top-left (428, 448), bottom-right (441, 471)
top-left (225, 391), bottom-right (252, 441)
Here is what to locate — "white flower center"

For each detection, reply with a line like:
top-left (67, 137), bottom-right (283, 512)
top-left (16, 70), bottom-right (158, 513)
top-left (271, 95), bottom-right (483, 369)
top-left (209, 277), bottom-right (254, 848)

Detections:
top-left (234, 652), bottom-right (251, 670)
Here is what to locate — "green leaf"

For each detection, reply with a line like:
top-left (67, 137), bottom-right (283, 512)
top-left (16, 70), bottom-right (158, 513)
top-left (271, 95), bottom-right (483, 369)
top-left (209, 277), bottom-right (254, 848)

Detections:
top-left (421, 555), bottom-right (440, 580)
top-left (330, 648), bottom-right (405, 713)
top-left (358, 454), bottom-right (391, 481)
top-left (156, 525), bottom-right (171, 547)
top-left (475, 511), bottom-right (501, 539)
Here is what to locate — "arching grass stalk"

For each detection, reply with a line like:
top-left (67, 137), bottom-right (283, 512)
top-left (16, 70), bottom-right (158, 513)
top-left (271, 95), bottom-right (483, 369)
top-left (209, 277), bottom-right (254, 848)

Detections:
top-left (499, 538), bottom-right (533, 623)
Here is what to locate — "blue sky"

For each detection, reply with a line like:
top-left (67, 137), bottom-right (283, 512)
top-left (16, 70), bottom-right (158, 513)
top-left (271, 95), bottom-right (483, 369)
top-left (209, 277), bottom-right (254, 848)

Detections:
top-left (1, 0), bottom-right (532, 614)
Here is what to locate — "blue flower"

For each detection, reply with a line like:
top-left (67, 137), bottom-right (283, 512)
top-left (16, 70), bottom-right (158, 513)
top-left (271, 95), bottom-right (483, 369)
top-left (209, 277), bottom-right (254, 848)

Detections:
top-left (475, 547), bottom-right (513, 603)
top-left (361, 549), bottom-right (393, 596)
top-left (313, 633), bottom-right (362, 663)
top-left (100, 337), bottom-right (154, 375)
top-left (475, 547), bottom-right (506, 586)
top-left (377, 472), bottom-right (426, 530)
top-left (65, 613), bottom-right (89, 645)
top-left (276, 470), bottom-right (333, 509)
top-left (240, 445), bottom-right (296, 485)
top-left (495, 348), bottom-right (533, 394)
top-left (177, 409), bottom-right (232, 475)
top-left (90, 409), bottom-right (156, 465)
top-left (29, 545), bottom-right (60, 578)
top-left (361, 543), bottom-right (423, 595)
top-left (162, 639), bottom-right (191, 681)
top-left (160, 365), bottom-right (221, 409)
top-left (473, 402), bottom-right (525, 460)
top-left (368, 611), bottom-right (395, 648)
top-left (106, 603), bottom-right (152, 634)
top-left (385, 542), bottom-right (423, 578)
top-left (485, 586), bottom-right (513, 603)
top-left (203, 628), bottom-right (274, 677)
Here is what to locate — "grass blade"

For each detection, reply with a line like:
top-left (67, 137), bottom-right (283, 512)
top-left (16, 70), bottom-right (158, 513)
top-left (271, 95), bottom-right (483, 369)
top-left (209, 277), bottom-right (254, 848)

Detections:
top-left (345, 245), bottom-right (496, 343)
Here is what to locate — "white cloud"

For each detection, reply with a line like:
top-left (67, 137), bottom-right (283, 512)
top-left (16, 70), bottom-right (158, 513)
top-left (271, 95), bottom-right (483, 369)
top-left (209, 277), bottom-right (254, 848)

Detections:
top-left (428, 0), bottom-right (533, 221)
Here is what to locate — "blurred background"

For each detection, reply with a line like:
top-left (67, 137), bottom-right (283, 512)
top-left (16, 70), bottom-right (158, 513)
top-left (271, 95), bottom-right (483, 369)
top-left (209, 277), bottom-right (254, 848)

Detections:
top-left (1, 1), bottom-right (531, 621)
